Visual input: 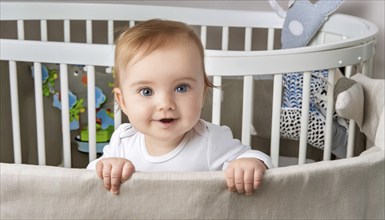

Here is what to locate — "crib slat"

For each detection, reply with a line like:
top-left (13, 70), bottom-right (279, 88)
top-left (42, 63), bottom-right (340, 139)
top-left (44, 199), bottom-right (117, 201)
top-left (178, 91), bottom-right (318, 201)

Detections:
top-left (40, 20), bottom-right (47, 41)
top-left (9, 61), bottom-right (22, 164)
top-left (270, 74), bottom-right (282, 167)
top-left (87, 65), bottom-right (97, 162)
top-left (268, 29), bottom-right (280, 164)
top-left (200, 26), bottom-right (207, 48)
top-left (17, 20), bottom-right (24, 40)
top-left (347, 120), bottom-right (356, 158)
top-left (345, 65), bottom-right (353, 78)
top-left (108, 20), bottom-right (114, 45)
top-left (129, 20), bottom-right (135, 28)
top-left (33, 62), bottom-right (46, 165)
top-left (105, 20), bottom-right (114, 71)
top-left (60, 64), bottom-right (72, 168)
top-left (323, 69), bottom-right (336, 160)
top-left (241, 27), bottom-right (253, 145)
top-left (268, 27), bottom-right (280, 167)
top-left (106, 20), bottom-right (114, 73)
top-left (242, 76), bottom-right (253, 145)
top-left (222, 26), bottom-right (229, 51)
top-left (362, 58), bottom-right (373, 77)
top-left (244, 27), bottom-right (252, 51)
top-left (345, 65), bottom-right (355, 158)
top-left (86, 20), bottom-right (92, 43)
top-left (298, 71), bottom-right (312, 165)
top-left (64, 20), bottom-right (70, 42)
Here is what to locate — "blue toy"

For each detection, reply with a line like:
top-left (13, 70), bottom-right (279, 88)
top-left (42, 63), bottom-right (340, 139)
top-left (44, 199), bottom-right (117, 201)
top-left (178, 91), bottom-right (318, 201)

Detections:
top-left (53, 91), bottom-right (85, 130)
top-left (97, 109), bottom-right (114, 130)
top-left (31, 64), bottom-right (57, 96)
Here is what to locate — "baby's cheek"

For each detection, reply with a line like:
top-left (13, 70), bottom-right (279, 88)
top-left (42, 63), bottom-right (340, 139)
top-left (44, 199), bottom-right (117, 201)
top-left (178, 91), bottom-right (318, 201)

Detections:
top-left (126, 105), bottom-right (151, 123)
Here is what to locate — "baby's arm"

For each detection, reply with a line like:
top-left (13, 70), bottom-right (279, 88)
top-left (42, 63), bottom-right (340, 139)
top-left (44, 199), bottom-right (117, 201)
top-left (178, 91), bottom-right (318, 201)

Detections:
top-left (225, 158), bottom-right (267, 196)
top-left (96, 158), bottom-right (135, 194)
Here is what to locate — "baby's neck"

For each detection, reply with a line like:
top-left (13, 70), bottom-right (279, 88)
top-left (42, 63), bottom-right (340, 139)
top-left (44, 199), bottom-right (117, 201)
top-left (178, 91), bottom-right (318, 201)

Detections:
top-left (144, 134), bottom-right (186, 156)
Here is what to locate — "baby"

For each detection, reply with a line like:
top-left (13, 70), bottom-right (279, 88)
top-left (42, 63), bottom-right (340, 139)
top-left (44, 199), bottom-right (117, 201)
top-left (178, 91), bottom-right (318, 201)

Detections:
top-left (87, 19), bottom-right (273, 195)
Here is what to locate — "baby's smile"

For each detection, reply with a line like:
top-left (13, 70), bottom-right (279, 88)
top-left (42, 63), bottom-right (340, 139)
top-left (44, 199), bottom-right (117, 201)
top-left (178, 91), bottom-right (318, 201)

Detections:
top-left (159, 118), bottom-right (175, 123)
top-left (154, 118), bottom-right (178, 128)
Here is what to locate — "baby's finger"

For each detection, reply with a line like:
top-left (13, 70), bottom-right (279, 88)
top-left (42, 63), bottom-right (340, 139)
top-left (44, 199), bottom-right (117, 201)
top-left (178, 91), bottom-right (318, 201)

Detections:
top-left (121, 161), bottom-right (135, 183)
top-left (225, 166), bottom-right (236, 192)
top-left (96, 162), bottom-right (104, 179)
top-left (253, 168), bottom-right (264, 190)
top-left (110, 165), bottom-right (123, 194)
top-left (102, 163), bottom-right (112, 190)
top-left (243, 169), bottom-right (254, 195)
top-left (234, 168), bottom-right (245, 194)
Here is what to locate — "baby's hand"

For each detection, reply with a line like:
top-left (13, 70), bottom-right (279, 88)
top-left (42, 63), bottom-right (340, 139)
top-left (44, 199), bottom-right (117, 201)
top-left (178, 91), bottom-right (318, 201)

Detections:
top-left (96, 158), bottom-right (135, 194)
top-left (225, 158), bottom-right (267, 196)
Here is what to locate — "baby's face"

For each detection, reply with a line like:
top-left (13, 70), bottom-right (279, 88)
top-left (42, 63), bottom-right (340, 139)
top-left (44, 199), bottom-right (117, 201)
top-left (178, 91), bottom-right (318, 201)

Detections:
top-left (115, 42), bottom-right (206, 149)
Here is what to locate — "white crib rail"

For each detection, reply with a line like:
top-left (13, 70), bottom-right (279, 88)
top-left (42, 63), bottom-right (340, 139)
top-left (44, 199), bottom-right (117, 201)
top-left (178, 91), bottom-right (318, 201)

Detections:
top-left (0, 2), bottom-right (378, 168)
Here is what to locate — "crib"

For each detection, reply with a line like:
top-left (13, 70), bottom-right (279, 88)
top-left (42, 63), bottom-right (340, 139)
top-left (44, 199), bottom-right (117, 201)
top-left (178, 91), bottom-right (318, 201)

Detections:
top-left (1, 2), bottom-right (384, 219)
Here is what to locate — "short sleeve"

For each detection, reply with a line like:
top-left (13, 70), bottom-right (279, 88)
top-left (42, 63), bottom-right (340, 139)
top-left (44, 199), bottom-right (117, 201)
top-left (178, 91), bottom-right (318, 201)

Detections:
top-left (206, 122), bottom-right (273, 170)
top-left (85, 123), bottom-right (135, 170)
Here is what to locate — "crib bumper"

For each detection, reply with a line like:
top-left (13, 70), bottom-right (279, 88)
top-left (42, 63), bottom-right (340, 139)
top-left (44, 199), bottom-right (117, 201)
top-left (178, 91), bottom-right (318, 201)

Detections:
top-left (1, 147), bottom-right (384, 220)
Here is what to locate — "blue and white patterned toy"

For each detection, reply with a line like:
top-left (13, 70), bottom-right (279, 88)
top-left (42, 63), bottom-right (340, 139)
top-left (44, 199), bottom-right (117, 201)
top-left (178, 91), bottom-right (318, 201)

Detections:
top-left (269, 0), bottom-right (347, 157)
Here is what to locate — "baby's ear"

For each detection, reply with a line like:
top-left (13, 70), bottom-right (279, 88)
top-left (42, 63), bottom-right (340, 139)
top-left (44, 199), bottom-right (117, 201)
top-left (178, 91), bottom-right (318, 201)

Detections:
top-left (334, 77), bottom-right (364, 130)
top-left (113, 88), bottom-right (127, 115)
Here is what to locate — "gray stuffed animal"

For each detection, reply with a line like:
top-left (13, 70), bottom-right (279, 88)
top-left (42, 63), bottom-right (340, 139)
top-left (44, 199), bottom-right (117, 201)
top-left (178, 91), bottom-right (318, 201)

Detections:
top-left (281, 0), bottom-right (344, 49)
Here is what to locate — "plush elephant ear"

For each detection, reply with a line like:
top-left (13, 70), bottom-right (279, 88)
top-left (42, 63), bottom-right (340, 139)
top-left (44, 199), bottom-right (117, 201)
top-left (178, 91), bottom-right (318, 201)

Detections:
top-left (281, 0), bottom-right (344, 49)
top-left (315, 0), bottom-right (345, 16)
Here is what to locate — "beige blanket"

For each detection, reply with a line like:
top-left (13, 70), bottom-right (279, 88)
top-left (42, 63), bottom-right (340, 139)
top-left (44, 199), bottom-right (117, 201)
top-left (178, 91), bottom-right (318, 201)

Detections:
top-left (1, 147), bottom-right (383, 219)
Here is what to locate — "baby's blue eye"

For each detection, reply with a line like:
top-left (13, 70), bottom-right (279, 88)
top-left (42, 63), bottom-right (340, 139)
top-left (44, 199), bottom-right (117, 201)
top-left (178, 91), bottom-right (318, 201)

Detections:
top-left (176, 85), bottom-right (188, 93)
top-left (140, 88), bottom-right (153, 96)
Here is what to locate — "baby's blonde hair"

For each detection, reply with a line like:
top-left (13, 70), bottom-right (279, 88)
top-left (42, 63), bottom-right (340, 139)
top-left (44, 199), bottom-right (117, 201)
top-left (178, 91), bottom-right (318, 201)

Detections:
top-left (114, 19), bottom-right (213, 89)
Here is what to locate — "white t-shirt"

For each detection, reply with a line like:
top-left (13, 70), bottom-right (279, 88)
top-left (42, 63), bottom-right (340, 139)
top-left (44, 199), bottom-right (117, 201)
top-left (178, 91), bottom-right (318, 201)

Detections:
top-left (86, 119), bottom-right (273, 171)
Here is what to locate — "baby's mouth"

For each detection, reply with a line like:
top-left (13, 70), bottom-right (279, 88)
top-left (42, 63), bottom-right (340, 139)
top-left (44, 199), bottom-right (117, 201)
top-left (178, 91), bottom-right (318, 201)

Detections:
top-left (159, 118), bottom-right (175, 123)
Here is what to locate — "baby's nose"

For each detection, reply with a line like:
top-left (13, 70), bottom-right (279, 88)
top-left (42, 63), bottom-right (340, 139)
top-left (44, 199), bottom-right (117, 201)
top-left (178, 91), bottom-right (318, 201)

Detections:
top-left (158, 93), bottom-right (176, 111)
